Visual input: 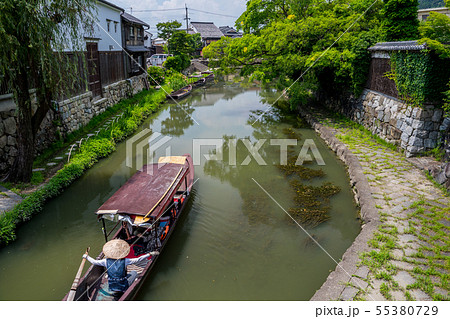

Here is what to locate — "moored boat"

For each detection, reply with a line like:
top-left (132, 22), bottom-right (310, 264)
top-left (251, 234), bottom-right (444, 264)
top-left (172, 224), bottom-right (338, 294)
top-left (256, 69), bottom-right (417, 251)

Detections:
top-left (203, 73), bottom-right (214, 81)
top-left (192, 77), bottom-right (206, 88)
top-left (168, 84), bottom-right (192, 100)
top-left (63, 155), bottom-right (194, 301)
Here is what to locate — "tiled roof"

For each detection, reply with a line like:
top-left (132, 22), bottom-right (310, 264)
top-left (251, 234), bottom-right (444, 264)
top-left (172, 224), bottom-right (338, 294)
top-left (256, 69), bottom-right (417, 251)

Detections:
top-left (368, 41), bottom-right (427, 51)
top-left (98, 0), bottom-right (124, 12)
top-left (190, 22), bottom-right (223, 39)
top-left (121, 12), bottom-right (150, 28)
top-left (219, 26), bottom-right (242, 37)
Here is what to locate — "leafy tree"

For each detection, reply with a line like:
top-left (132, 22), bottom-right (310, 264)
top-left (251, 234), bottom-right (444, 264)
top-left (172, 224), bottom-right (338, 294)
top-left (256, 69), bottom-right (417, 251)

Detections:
top-left (236, 0), bottom-right (293, 34)
top-left (163, 54), bottom-right (191, 72)
top-left (382, 0), bottom-right (420, 41)
top-left (417, 5), bottom-right (450, 113)
top-left (168, 31), bottom-right (201, 56)
top-left (0, 0), bottom-right (95, 182)
top-left (205, 0), bottom-right (383, 104)
top-left (156, 20), bottom-right (182, 41)
top-left (419, 12), bottom-right (450, 43)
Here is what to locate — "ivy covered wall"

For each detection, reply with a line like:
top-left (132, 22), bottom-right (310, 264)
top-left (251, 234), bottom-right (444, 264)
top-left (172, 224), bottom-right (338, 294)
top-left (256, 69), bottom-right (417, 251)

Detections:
top-left (389, 51), bottom-right (450, 107)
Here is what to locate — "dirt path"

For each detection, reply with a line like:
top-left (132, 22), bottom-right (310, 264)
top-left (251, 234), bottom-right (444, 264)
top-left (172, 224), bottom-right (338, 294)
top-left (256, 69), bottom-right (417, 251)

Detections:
top-left (306, 110), bottom-right (449, 301)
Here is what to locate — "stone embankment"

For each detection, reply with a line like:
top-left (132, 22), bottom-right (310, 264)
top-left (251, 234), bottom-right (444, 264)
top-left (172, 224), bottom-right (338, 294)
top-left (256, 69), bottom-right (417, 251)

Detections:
top-left (302, 108), bottom-right (449, 301)
top-left (0, 74), bottom-right (147, 174)
top-left (329, 89), bottom-right (448, 158)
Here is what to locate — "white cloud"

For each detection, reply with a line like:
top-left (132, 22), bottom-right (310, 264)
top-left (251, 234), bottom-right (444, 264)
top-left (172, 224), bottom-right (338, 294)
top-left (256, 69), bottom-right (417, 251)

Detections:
top-left (111, 0), bottom-right (246, 34)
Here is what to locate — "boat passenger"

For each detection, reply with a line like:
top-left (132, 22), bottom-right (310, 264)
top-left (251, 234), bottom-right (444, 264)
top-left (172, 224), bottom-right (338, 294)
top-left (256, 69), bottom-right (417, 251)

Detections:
top-left (83, 239), bottom-right (159, 294)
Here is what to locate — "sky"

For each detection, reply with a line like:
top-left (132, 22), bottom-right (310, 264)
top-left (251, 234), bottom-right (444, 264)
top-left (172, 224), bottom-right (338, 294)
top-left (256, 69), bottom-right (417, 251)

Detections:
top-left (111, 0), bottom-right (247, 36)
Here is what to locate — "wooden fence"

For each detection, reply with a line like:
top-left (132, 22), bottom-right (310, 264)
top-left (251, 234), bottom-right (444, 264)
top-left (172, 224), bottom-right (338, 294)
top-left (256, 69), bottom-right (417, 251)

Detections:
top-left (366, 58), bottom-right (399, 99)
top-left (99, 51), bottom-right (126, 86)
top-left (1, 51), bottom-right (128, 101)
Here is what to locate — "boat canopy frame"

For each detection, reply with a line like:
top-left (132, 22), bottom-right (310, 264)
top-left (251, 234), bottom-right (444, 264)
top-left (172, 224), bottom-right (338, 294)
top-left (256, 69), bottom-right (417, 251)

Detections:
top-left (95, 156), bottom-right (193, 238)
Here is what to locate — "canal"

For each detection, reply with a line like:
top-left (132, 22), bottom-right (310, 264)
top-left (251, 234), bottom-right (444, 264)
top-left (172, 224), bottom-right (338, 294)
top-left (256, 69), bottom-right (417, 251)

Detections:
top-left (0, 82), bottom-right (360, 300)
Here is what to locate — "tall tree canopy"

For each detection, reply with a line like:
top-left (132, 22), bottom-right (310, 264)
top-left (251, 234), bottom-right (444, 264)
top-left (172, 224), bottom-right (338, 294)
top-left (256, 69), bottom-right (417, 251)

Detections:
top-left (156, 20), bottom-right (182, 41)
top-left (382, 0), bottom-right (419, 41)
top-left (0, 0), bottom-right (95, 182)
top-left (204, 0), bottom-right (383, 103)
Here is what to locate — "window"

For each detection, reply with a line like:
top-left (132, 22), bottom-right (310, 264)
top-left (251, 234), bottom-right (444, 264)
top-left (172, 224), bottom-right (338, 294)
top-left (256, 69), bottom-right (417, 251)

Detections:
top-left (106, 19), bottom-right (111, 32)
top-left (114, 21), bottom-right (118, 33)
top-left (421, 14), bottom-right (429, 21)
top-left (137, 28), bottom-right (143, 40)
top-left (129, 26), bottom-right (134, 38)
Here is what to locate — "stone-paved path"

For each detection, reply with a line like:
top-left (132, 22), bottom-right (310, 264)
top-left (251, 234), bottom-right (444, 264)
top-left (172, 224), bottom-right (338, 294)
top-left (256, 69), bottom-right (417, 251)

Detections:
top-left (0, 185), bottom-right (22, 216)
top-left (314, 113), bottom-right (449, 301)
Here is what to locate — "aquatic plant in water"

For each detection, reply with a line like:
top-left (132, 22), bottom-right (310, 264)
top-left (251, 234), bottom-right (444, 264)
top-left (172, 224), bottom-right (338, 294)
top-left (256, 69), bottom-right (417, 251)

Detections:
top-left (277, 125), bottom-right (341, 228)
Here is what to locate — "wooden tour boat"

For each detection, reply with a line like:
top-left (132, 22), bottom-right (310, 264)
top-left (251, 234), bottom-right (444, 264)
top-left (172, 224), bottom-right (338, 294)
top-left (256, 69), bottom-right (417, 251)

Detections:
top-left (63, 155), bottom-right (194, 301)
top-left (168, 84), bottom-right (192, 100)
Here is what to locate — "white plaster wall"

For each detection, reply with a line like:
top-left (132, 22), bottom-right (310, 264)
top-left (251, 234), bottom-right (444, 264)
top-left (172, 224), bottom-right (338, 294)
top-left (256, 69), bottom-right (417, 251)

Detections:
top-left (95, 3), bottom-right (122, 51)
top-left (61, 1), bottom-right (123, 52)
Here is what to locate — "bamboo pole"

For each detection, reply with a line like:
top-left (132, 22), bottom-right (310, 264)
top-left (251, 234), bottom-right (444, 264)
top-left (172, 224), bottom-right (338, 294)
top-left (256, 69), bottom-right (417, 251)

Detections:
top-left (67, 247), bottom-right (90, 301)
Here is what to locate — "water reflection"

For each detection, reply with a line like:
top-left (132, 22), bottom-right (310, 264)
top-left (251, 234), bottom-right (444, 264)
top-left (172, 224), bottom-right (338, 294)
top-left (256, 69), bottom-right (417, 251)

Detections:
top-left (161, 104), bottom-right (195, 137)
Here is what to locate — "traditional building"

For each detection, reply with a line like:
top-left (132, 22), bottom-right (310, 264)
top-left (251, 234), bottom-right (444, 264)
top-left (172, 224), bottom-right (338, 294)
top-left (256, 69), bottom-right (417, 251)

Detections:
top-left (189, 22), bottom-right (223, 48)
top-left (219, 26), bottom-right (242, 38)
top-left (418, 7), bottom-right (450, 21)
top-left (121, 12), bottom-right (150, 76)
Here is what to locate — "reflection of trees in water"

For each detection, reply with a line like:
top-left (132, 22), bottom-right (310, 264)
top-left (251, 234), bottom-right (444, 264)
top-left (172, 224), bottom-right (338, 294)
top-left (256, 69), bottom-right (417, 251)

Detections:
top-left (203, 135), bottom-right (280, 228)
top-left (188, 83), bottom-right (249, 107)
top-left (205, 103), bottom-right (341, 229)
top-left (160, 104), bottom-right (195, 137)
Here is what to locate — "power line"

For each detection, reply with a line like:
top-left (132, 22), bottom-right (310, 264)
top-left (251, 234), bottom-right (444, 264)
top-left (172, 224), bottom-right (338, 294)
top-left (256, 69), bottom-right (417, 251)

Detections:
top-left (189, 8), bottom-right (239, 18)
top-left (130, 7), bottom-right (239, 19)
top-left (132, 8), bottom-right (185, 13)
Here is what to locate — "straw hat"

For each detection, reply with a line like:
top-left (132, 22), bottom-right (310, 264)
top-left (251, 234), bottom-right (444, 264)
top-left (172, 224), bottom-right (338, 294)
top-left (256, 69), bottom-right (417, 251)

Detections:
top-left (103, 239), bottom-right (130, 259)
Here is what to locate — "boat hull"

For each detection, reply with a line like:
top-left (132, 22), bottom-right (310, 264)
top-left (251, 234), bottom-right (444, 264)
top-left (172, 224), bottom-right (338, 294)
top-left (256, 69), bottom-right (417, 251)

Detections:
top-left (169, 84), bottom-right (192, 100)
top-left (63, 155), bottom-right (194, 301)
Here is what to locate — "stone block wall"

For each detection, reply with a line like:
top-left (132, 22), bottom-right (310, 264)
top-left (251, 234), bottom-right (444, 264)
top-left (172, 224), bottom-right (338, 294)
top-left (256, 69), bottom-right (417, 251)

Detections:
top-left (343, 89), bottom-right (448, 157)
top-left (0, 73), bottom-right (148, 174)
top-left (56, 73), bottom-right (147, 134)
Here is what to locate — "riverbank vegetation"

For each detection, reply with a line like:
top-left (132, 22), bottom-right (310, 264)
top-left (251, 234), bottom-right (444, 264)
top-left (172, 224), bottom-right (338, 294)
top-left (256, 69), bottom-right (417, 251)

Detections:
top-left (204, 0), bottom-right (449, 112)
top-left (204, 0), bottom-right (385, 108)
top-left (0, 72), bottom-right (188, 246)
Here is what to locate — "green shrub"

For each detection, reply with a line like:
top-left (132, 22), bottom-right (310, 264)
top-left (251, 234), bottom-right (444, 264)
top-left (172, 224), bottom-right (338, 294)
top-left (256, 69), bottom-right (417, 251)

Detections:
top-left (147, 66), bottom-right (165, 86)
top-left (163, 54), bottom-right (190, 72)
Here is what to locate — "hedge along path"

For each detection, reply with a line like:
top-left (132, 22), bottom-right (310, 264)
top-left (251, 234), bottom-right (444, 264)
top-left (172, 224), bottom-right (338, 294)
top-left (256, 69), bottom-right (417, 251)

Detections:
top-left (304, 108), bottom-right (449, 301)
top-left (0, 83), bottom-right (176, 246)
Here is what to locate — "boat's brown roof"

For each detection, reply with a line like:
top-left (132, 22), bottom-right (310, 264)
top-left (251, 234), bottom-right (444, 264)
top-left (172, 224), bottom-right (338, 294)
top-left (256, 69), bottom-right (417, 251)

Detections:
top-left (97, 161), bottom-right (188, 218)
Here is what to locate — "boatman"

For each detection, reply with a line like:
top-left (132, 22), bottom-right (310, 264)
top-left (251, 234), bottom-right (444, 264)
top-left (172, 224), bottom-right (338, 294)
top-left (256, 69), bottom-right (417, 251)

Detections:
top-left (83, 239), bottom-right (159, 295)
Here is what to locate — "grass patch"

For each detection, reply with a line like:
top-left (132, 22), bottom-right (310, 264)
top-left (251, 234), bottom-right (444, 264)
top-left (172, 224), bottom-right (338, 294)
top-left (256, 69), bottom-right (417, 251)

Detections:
top-left (380, 282), bottom-right (392, 300)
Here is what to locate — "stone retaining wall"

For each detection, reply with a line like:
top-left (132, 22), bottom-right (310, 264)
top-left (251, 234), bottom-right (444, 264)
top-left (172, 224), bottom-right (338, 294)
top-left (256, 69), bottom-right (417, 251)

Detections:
top-left (329, 89), bottom-right (448, 158)
top-left (0, 73), bottom-right (148, 174)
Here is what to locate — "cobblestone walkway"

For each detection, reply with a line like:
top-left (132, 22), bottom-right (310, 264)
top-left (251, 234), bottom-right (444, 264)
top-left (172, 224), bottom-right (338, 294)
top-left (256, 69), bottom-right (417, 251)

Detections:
top-left (0, 185), bottom-right (22, 216)
top-left (316, 114), bottom-right (449, 301)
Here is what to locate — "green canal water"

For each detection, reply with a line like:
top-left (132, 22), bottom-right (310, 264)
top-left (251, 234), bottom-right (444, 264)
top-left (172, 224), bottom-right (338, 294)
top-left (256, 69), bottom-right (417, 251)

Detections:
top-left (0, 82), bottom-right (360, 300)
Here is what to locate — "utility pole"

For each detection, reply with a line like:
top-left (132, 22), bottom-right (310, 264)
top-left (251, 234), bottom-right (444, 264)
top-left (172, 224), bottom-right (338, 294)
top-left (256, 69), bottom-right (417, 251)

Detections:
top-left (130, 7), bottom-right (133, 14)
top-left (184, 4), bottom-right (190, 32)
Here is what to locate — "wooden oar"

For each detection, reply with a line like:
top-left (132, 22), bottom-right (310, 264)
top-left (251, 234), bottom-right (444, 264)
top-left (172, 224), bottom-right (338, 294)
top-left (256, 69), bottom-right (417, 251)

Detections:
top-left (67, 247), bottom-right (90, 301)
